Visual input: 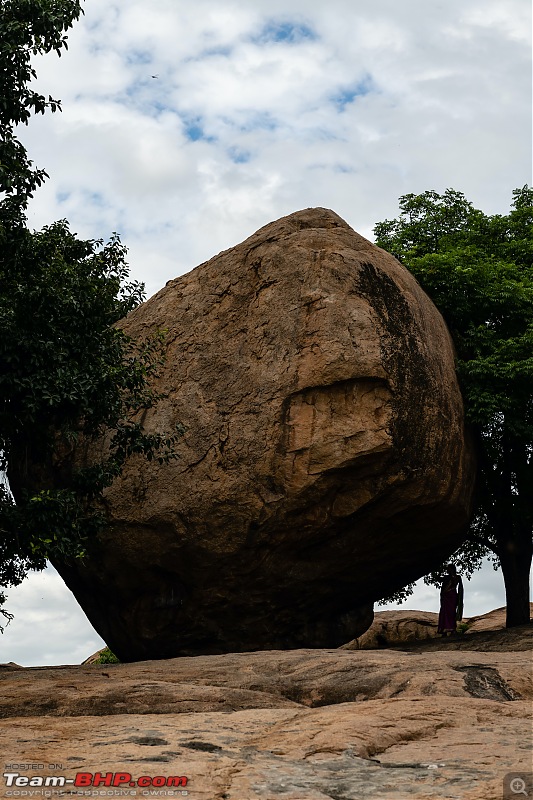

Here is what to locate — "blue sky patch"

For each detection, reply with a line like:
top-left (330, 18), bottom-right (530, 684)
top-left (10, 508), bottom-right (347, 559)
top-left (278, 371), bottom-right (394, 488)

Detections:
top-left (331, 74), bottom-right (375, 110)
top-left (227, 146), bottom-right (251, 164)
top-left (251, 19), bottom-right (318, 45)
top-left (184, 119), bottom-right (204, 142)
top-left (182, 117), bottom-right (215, 143)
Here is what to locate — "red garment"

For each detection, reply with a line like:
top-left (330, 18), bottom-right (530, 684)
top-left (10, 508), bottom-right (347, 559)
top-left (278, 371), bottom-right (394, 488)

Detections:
top-left (437, 575), bottom-right (463, 633)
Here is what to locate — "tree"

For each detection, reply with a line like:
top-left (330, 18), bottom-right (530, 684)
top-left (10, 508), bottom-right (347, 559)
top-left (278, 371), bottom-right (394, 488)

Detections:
top-left (374, 188), bottom-right (533, 627)
top-left (0, 0), bottom-right (179, 630)
top-left (0, 0), bottom-right (84, 221)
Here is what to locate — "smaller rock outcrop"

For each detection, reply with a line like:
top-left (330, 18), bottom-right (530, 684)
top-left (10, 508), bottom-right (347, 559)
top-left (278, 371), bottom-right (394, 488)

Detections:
top-left (342, 604), bottom-right (533, 651)
top-left (343, 609), bottom-right (440, 649)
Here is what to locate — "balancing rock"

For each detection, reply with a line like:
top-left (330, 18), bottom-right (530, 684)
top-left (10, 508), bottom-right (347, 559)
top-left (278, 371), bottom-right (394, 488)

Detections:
top-left (55, 208), bottom-right (475, 660)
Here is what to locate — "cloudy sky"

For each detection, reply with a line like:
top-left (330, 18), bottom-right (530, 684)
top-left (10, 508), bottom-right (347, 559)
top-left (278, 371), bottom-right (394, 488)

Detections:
top-left (2, 0), bottom-right (531, 666)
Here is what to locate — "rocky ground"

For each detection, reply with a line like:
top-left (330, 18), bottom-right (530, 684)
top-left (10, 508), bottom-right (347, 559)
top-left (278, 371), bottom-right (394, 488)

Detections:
top-left (343, 604), bottom-right (533, 651)
top-left (0, 610), bottom-right (531, 800)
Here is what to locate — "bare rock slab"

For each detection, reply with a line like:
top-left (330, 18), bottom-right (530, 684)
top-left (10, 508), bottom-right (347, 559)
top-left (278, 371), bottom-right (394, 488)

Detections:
top-left (0, 640), bottom-right (531, 800)
top-left (58, 208), bottom-right (475, 660)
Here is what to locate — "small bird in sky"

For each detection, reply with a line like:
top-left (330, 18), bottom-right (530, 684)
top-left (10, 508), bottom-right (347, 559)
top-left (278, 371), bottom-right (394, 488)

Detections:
top-left (151, 74), bottom-right (159, 79)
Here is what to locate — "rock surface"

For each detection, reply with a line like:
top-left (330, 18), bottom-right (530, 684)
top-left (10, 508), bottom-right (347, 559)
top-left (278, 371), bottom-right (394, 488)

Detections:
top-left (0, 627), bottom-right (531, 800)
top-left (344, 609), bottom-right (441, 649)
top-left (343, 603), bottom-right (533, 650)
top-left (57, 207), bottom-right (474, 660)
top-left (466, 605), bottom-right (523, 634)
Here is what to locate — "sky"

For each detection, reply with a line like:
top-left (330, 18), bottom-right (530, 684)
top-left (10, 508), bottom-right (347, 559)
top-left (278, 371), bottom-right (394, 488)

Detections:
top-left (2, 0), bottom-right (531, 666)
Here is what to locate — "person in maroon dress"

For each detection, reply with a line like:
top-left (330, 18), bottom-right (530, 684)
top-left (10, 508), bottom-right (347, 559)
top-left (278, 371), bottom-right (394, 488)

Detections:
top-left (437, 564), bottom-right (464, 635)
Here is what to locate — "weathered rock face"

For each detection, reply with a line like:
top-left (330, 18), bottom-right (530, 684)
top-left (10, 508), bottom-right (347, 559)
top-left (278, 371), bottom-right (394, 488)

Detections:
top-left (1, 628), bottom-right (531, 800)
top-left (56, 208), bottom-right (475, 661)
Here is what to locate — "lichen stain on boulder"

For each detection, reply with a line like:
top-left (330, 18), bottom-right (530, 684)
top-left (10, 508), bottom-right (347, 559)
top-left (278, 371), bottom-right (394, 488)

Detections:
top-left (54, 208), bottom-right (476, 661)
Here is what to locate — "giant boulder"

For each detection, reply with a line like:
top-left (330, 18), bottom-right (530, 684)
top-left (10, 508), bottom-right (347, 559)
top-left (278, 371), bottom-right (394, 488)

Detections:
top-left (56, 208), bottom-right (475, 660)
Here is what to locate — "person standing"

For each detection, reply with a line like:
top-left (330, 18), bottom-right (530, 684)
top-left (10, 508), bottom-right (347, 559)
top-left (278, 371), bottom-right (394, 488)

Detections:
top-left (437, 564), bottom-right (464, 635)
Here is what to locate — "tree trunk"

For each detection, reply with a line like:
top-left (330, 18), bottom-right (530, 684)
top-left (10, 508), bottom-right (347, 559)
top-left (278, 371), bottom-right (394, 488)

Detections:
top-left (490, 431), bottom-right (533, 628)
top-left (499, 532), bottom-right (532, 627)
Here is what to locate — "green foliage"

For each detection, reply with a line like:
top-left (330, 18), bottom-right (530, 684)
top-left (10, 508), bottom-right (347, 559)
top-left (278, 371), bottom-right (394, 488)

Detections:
top-left (0, 0), bottom-right (182, 620)
top-left (0, 0), bottom-right (84, 222)
top-left (456, 621), bottom-right (470, 636)
top-left (374, 188), bottom-right (533, 623)
top-left (94, 647), bottom-right (120, 665)
top-left (377, 583), bottom-right (417, 606)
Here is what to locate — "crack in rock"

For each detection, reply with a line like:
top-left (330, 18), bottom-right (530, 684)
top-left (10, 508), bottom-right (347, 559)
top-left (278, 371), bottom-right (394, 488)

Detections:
top-left (454, 665), bottom-right (521, 701)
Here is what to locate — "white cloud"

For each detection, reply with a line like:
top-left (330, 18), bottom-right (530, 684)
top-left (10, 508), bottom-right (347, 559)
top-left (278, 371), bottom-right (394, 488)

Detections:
top-left (460, 0), bottom-right (531, 42)
top-left (19, 0), bottom-right (529, 300)
top-left (3, 0), bottom-right (531, 663)
top-left (1, 566), bottom-right (105, 667)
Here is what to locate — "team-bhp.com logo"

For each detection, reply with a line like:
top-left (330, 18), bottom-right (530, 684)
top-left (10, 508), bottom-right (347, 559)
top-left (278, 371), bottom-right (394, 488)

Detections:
top-left (3, 772), bottom-right (188, 792)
